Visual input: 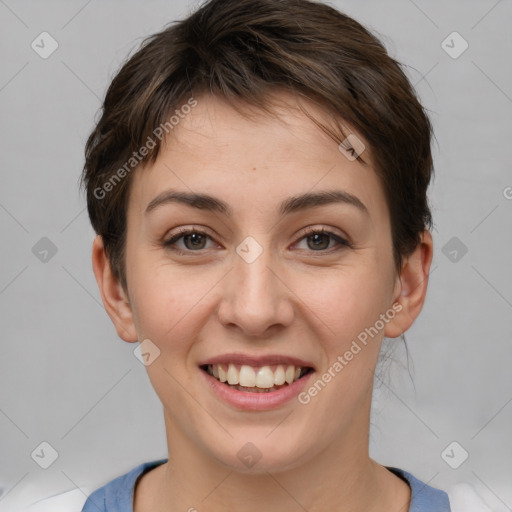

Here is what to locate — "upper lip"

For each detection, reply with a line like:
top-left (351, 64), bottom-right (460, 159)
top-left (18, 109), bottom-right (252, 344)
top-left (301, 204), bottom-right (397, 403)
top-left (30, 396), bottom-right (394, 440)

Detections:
top-left (199, 353), bottom-right (315, 370)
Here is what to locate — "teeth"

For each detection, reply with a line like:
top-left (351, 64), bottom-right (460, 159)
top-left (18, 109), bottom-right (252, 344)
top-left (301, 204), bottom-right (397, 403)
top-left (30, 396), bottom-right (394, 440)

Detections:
top-left (227, 363), bottom-right (239, 385)
top-left (206, 363), bottom-right (308, 389)
top-left (239, 365), bottom-right (256, 387)
top-left (285, 365), bottom-right (295, 384)
top-left (255, 366), bottom-right (274, 388)
top-left (274, 365), bottom-right (286, 385)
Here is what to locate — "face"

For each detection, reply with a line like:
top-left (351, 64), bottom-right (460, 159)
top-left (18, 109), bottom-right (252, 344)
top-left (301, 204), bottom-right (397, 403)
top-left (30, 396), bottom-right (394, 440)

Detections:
top-left (110, 91), bottom-right (409, 473)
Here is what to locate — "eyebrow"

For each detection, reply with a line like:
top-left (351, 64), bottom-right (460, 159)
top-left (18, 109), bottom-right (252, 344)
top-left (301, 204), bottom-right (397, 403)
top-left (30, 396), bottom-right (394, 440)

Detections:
top-left (145, 189), bottom-right (369, 217)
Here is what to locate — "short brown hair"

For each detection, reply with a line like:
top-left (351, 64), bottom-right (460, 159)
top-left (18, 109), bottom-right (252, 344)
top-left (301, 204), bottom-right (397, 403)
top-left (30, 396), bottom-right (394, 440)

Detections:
top-left (81, 0), bottom-right (435, 292)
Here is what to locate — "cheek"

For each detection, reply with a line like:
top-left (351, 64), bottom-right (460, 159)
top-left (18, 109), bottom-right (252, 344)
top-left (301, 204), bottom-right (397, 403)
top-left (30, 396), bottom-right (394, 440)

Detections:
top-left (127, 256), bottom-right (203, 345)
top-left (293, 265), bottom-right (390, 345)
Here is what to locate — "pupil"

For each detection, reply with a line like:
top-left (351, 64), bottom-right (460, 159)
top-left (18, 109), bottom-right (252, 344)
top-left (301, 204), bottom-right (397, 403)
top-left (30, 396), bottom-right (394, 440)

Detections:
top-left (309, 233), bottom-right (328, 250)
top-left (186, 233), bottom-right (205, 249)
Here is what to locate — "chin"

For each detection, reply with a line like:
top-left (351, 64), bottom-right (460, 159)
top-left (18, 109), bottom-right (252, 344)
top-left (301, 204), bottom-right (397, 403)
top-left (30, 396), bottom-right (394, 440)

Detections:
top-left (207, 436), bottom-right (312, 475)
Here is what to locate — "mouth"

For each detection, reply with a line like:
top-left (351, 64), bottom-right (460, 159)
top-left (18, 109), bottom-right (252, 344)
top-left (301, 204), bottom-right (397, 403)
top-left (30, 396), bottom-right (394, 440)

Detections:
top-left (199, 363), bottom-right (315, 393)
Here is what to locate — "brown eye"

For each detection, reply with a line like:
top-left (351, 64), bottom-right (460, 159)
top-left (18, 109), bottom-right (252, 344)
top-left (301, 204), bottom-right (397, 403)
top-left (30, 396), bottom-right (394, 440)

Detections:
top-left (163, 229), bottom-right (215, 253)
top-left (295, 228), bottom-right (351, 253)
top-left (306, 232), bottom-right (331, 250)
top-left (181, 232), bottom-right (208, 250)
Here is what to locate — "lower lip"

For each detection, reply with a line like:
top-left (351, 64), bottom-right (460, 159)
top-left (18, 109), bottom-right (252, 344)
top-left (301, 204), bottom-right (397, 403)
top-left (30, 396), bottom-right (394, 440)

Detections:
top-left (200, 368), bottom-right (315, 411)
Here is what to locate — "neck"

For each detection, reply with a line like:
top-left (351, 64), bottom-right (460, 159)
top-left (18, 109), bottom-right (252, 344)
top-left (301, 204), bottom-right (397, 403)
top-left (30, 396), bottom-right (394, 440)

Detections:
top-left (135, 405), bottom-right (410, 512)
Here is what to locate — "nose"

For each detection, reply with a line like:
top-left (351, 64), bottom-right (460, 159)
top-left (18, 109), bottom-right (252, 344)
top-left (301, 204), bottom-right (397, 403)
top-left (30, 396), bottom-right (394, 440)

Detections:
top-left (216, 240), bottom-right (294, 337)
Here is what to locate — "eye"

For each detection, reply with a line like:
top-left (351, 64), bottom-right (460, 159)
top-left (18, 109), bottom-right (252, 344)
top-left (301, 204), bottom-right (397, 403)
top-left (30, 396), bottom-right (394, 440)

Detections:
top-left (294, 227), bottom-right (351, 252)
top-left (163, 227), bottom-right (217, 254)
top-left (162, 226), bottom-right (352, 255)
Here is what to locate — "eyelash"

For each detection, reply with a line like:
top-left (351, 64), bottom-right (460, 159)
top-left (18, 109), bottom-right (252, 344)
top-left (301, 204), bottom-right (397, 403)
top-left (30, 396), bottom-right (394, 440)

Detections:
top-left (162, 226), bottom-right (352, 255)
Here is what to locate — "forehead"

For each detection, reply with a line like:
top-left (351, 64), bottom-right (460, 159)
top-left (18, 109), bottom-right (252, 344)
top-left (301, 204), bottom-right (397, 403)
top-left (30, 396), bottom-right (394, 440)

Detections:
top-left (128, 91), bottom-right (389, 225)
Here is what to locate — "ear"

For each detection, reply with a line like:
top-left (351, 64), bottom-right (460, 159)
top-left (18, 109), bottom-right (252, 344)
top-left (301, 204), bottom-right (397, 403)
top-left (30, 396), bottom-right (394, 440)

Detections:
top-left (91, 235), bottom-right (138, 343)
top-left (384, 230), bottom-right (434, 339)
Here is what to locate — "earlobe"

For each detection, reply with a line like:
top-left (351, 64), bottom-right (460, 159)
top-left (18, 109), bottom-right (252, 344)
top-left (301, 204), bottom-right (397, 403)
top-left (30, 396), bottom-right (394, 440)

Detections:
top-left (91, 235), bottom-right (139, 343)
top-left (384, 230), bottom-right (434, 339)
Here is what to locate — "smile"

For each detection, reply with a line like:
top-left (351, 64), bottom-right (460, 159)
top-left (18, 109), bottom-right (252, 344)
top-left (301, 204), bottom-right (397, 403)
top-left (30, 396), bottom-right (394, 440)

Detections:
top-left (201, 363), bottom-right (313, 392)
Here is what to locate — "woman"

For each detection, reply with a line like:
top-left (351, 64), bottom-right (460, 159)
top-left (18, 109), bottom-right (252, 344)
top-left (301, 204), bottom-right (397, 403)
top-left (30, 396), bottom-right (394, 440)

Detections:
top-left (32, 0), bottom-right (491, 510)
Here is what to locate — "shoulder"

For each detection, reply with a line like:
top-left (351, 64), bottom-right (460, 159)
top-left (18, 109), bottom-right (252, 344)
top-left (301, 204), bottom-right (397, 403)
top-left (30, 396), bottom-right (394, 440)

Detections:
top-left (80, 459), bottom-right (168, 512)
top-left (21, 459), bottom-right (168, 512)
top-left (387, 466), bottom-right (451, 511)
top-left (387, 467), bottom-right (493, 512)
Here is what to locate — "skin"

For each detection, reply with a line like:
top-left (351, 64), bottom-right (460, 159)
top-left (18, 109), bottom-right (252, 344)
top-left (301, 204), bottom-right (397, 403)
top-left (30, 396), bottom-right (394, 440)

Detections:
top-left (92, 90), bottom-right (433, 512)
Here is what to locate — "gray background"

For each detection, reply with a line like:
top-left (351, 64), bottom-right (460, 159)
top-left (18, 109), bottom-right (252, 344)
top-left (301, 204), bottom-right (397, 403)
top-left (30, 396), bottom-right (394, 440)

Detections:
top-left (0, 0), bottom-right (511, 510)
